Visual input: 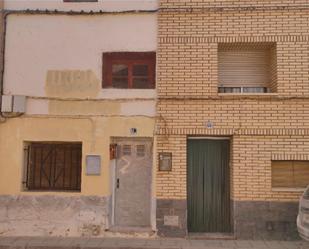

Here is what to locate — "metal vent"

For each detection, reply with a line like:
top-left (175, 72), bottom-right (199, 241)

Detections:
top-left (122, 145), bottom-right (131, 156)
top-left (136, 145), bottom-right (145, 157)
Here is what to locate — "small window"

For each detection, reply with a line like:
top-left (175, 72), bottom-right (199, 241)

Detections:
top-left (103, 52), bottom-right (156, 89)
top-left (272, 161), bottom-right (309, 189)
top-left (218, 43), bottom-right (277, 93)
top-left (24, 142), bottom-right (82, 191)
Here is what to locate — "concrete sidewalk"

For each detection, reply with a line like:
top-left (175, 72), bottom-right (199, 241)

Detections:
top-left (0, 237), bottom-right (309, 249)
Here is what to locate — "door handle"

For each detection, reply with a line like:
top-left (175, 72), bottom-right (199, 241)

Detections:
top-left (117, 178), bottom-right (120, 189)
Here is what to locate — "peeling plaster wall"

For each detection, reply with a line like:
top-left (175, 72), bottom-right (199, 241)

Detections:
top-left (48, 100), bottom-right (156, 116)
top-left (46, 70), bottom-right (101, 99)
top-left (3, 13), bottom-right (157, 116)
top-left (0, 117), bottom-right (155, 196)
top-left (4, 14), bottom-right (157, 97)
top-left (0, 10), bottom-right (157, 237)
top-left (0, 117), bottom-right (155, 236)
top-left (0, 195), bottom-right (109, 237)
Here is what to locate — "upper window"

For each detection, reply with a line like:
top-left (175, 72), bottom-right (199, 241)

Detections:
top-left (218, 43), bottom-right (277, 93)
top-left (103, 52), bottom-right (156, 89)
top-left (24, 142), bottom-right (82, 191)
top-left (272, 160), bottom-right (309, 189)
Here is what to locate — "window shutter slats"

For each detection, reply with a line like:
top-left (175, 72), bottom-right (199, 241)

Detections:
top-left (272, 160), bottom-right (309, 188)
top-left (293, 161), bottom-right (309, 188)
top-left (218, 48), bottom-right (271, 88)
top-left (272, 161), bottom-right (294, 188)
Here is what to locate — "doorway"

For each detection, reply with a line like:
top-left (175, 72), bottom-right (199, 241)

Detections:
top-left (187, 138), bottom-right (231, 233)
top-left (113, 138), bottom-right (152, 228)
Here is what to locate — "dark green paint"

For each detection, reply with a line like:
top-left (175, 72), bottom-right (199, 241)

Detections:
top-left (187, 139), bottom-right (231, 233)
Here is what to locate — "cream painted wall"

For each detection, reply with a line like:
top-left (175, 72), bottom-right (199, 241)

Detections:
top-left (4, 0), bottom-right (158, 12)
top-left (0, 7), bottom-right (158, 234)
top-left (1, 11), bottom-right (157, 199)
top-left (0, 117), bottom-right (155, 196)
top-left (4, 14), bottom-right (157, 97)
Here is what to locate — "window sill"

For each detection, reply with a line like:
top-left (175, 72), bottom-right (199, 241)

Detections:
top-left (99, 88), bottom-right (156, 99)
top-left (218, 93), bottom-right (278, 97)
top-left (21, 190), bottom-right (82, 196)
top-left (272, 187), bottom-right (305, 192)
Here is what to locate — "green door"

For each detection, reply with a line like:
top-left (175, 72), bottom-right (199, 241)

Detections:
top-left (187, 138), bottom-right (231, 233)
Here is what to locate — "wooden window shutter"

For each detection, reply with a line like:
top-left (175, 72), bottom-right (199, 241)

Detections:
top-left (272, 161), bottom-right (294, 188)
top-left (272, 161), bottom-right (309, 188)
top-left (293, 161), bottom-right (309, 188)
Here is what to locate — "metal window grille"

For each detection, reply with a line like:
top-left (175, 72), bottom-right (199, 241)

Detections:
top-left (24, 143), bottom-right (82, 191)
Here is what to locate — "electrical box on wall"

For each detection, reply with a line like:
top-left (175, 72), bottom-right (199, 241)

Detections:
top-left (159, 152), bottom-right (172, 171)
top-left (1, 95), bottom-right (26, 113)
top-left (1, 95), bottom-right (13, 112)
top-left (86, 155), bottom-right (101, 176)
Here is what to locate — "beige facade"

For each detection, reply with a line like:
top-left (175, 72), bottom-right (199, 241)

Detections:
top-left (0, 0), bottom-right (158, 237)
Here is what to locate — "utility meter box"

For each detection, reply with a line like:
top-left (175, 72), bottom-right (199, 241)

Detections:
top-left (159, 152), bottom-right (172, 171)
top-left (13, 95), bottom-right (26, 113)
top-left (1, 95), bottom-right (13, 112)
top-left (86, 155), bottom-right (101, 176)
top-left (1, 95), bottom-right (26, 113)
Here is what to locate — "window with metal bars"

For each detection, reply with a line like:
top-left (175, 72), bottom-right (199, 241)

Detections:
top-left (23, 142), bottom-right (82, 191)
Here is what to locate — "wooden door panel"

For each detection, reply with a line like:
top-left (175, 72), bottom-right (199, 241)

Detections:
top-left (187, 139), bottom-right (231, 233)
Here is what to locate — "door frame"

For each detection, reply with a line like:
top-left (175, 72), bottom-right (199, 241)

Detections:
top-left (110, 137), bottom-right (155, 230)
top-left (187, 136), bottom-right (234, 236)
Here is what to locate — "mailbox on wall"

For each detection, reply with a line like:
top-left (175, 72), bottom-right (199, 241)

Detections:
top-left (159, 152), bottom-right (172, 171)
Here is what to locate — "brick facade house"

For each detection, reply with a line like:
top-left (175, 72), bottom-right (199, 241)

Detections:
top-left (155, 0), bottom-right (309, 240)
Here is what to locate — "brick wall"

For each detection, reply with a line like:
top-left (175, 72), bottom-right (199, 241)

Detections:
top-left (156, 0), bottom-right (309, 202)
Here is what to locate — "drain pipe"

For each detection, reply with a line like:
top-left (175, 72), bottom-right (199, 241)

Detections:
top-left (0, 9), bottom-right (21, 120)
top-left (0, 4), bottom-right (7, 120)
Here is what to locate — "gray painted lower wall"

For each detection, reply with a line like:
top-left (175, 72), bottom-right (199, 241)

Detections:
top-left (156, 199), bottom-right (187, 237)
top-left (0, 195), bottom-right (299, 239)
top-left (156, 199), bottom-right (300, 240)
top-left (0, 195), bottom-right (110, 237)
top-left (234, 201), bottom-right (299, 240)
